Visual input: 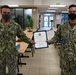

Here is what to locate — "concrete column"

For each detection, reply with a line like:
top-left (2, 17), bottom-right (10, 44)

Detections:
top-left (32, 8), bottom-right (38, 29)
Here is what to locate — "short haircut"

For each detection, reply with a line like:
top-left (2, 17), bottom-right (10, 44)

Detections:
top-left (0, 5), bottom-right (11, 11)
top-left (69, 4), bottom-right (76, 9)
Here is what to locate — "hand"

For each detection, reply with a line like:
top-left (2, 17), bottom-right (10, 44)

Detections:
top-left (46, 40), bottom-right (51, 45)
top-left (30, 40), bottom-right (35, 45)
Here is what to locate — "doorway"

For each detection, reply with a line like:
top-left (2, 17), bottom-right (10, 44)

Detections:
top-left (43, 14), bottom-right (54, 29)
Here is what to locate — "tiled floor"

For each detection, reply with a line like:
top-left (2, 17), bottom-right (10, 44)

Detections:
top-left (18, 29), bottom-right (61, 75)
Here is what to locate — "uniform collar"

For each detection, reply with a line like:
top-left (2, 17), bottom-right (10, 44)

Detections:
top-left (0, 19), bottom-right (14, 25)
top-left (67, 22), bottom-right (76, 30)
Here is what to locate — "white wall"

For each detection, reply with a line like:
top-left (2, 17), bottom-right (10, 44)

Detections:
top-left (34, 0), bottom-right (42, 5)
top-left (42, 0), bottom-right (76, 5)
top-left (0, 0), bottom-right (76, 6)
top-left (54, 13), bottom-right (62, 28)
top-left (0, 0), bottom-right (34, 5)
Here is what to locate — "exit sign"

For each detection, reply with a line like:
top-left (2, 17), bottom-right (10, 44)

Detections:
top-left (56, 3), bottom-right (60, 5)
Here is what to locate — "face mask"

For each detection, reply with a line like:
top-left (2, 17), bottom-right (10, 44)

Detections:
top-left (2, 14), bottom-right (11, 21)
top-left (68, 13), bottom-right (76, 20)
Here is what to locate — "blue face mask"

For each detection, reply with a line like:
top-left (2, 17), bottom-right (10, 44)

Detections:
top-left (68, 13), bottom-right (76, 20)
top-left (2, 14), bottom-right (11, 21)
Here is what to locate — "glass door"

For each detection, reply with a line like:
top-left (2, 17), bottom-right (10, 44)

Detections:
top-left (49, 16), bottom-right (54, 29)
top-left (44, 16), bottom-right (49, 27)
top-left (43, 14), bottom-right (54, 29)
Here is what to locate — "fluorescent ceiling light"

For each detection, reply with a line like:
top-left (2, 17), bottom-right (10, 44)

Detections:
top-left (47, 10), bottom-right (56, 12)
top-left (50, 5), bottom-right (66, 7)
top-left (48, 8), bottom-right (58, 9)
top-left (8, 5), bottom-right (19, 7)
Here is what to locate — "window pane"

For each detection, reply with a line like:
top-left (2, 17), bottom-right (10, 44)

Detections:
top-left (15, 8), bottom-right (23, 29)
top-left (49, 16), bottom-right (54, 20)
top-left (61, 13), bottom-right (69, 24)
top-left (44, 16), bottom-right (48, 21)
top-left (44, 22), bottom-right (48, 26)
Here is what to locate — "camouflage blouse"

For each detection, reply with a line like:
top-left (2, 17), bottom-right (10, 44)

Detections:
top-left (0, 20), bottom-right (30, 58)
top-left (51, 22), bottom-right (76, 61)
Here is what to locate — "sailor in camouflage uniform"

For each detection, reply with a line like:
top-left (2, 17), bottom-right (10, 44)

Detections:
top-left (47, 4), bottom-right (76, 75)
top-left (0, 5), bottom-right (35, 75)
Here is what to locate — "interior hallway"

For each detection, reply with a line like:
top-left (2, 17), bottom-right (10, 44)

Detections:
top-left (19, 29), bottom-right (61, 75)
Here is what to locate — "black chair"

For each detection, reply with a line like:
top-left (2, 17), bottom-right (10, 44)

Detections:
top-left (17, 54), bottom-right (26, 73)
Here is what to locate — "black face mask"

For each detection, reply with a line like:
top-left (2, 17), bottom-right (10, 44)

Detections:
top-left (2, 14), bottom-right (11, 21)
top-left (68, 13), bottom-right (76, 20)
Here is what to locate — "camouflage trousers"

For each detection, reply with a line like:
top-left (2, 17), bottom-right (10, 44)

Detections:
top-left (60, 58), bottom-right (76, 75)
top-left (0, 55), bottom-right (17, 75)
